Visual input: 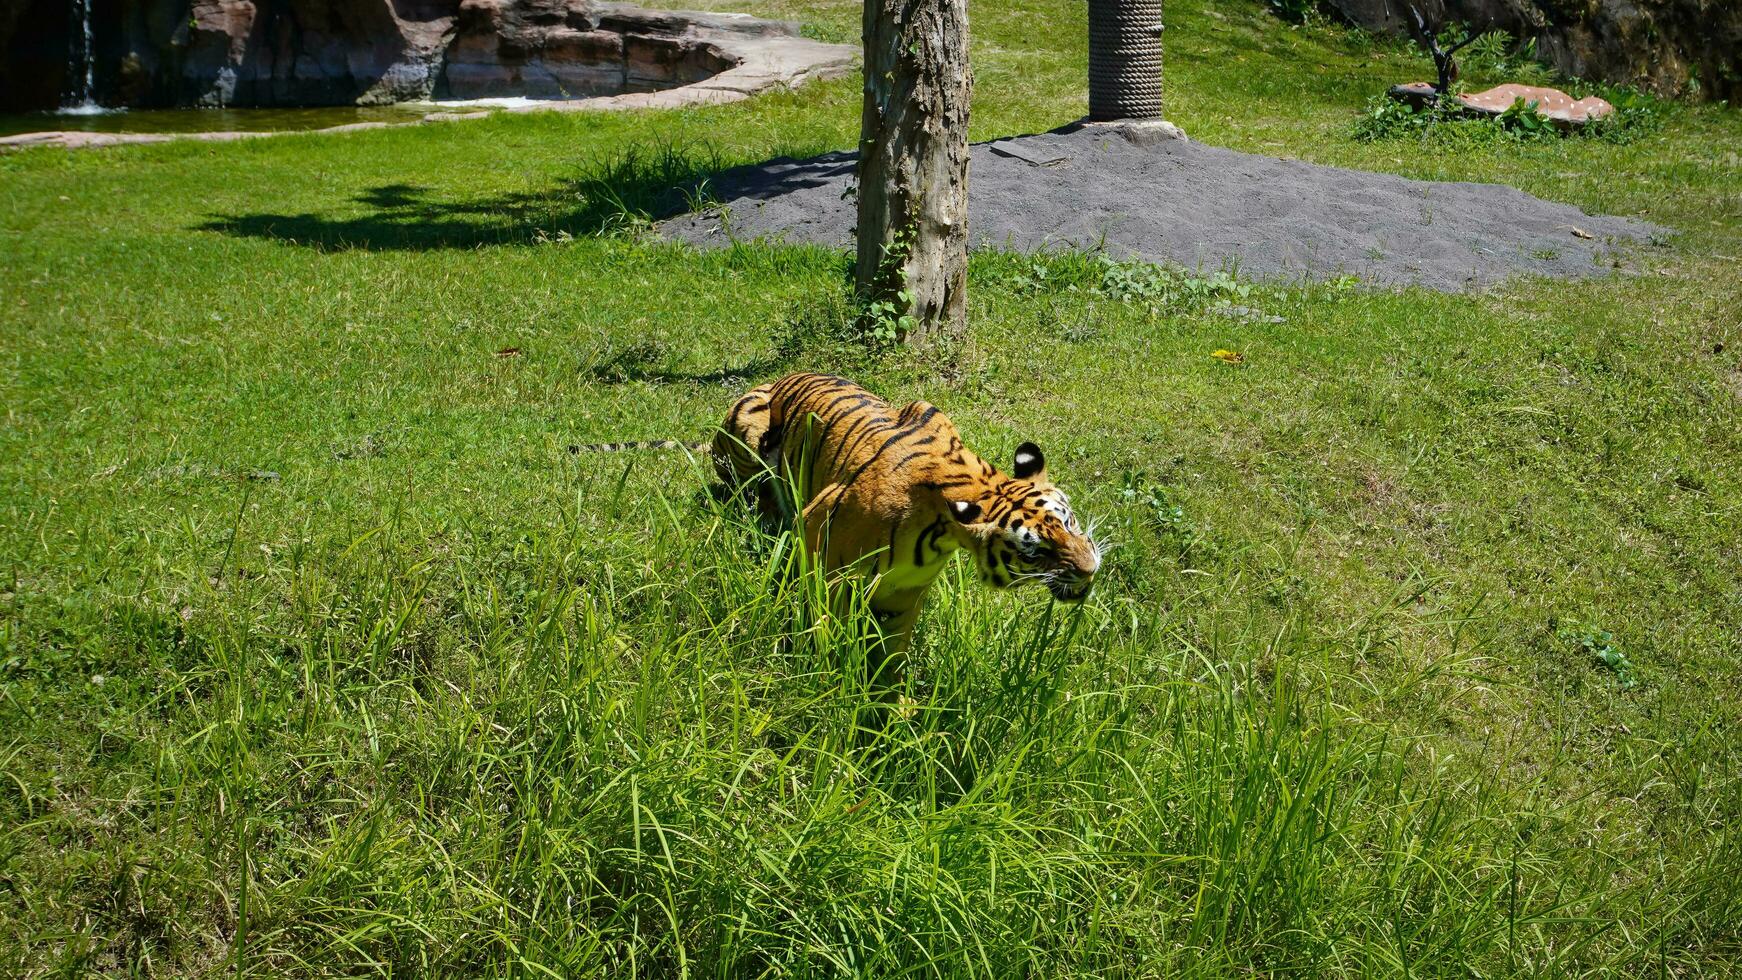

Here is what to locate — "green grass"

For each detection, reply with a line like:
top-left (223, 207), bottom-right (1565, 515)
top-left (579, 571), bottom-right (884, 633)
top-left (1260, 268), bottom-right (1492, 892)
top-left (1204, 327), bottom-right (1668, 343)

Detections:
top-left (3, 0), bottom-right (1741, 975)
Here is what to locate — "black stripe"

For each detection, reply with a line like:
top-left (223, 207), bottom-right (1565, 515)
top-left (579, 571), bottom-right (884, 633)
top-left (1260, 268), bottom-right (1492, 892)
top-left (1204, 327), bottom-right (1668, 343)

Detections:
top-left (782, 380), bottom-right (829, 411)
top-left (777, 374), bottom-right (832, 406)
top-left (819, 392), bottom-right (863, 416)
top-left (914, 517), bottom-right (948, 565)
top-left (827, 423), bottom-right (919, 524)
top-left (826, 414), bottom-right (877, 471)
top-left (815, 398), bottom-right (877, 466)
top-left (812, 406), bottom-right (851, 449)
top-left (799, 374), bottom-right (847, 397)
top-left (836, 417), bottom-right (891, 470)
top-left (850, 426), bottom-right (926, 481)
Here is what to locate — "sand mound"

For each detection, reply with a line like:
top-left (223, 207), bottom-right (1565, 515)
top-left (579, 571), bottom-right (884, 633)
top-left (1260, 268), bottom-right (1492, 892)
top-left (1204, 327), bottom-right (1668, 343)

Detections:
top-left (660, 122), bottom-right (1666, 292)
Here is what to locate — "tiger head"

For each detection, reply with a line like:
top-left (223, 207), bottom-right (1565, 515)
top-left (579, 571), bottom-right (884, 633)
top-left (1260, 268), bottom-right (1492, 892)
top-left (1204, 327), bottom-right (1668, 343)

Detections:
top-left (943, 442), bottom-right (1101, 602)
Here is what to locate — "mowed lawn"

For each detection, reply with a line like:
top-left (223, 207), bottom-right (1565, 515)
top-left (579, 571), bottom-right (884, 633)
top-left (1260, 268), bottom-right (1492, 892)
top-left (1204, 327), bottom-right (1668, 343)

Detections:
top-left (2, 0), bottom-right (1740, 975)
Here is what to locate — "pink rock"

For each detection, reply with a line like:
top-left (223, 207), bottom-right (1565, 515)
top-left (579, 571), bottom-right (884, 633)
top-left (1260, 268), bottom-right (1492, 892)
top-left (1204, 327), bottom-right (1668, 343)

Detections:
top-left (1389, 82), bottom-right (1614, 128)
top-left (1461, 84), bottom-right (1613, 124)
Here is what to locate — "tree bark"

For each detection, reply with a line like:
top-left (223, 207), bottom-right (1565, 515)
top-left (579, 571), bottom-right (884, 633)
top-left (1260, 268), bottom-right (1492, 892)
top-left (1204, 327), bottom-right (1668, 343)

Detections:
top-left (854, 0), bottom-right (971, 343)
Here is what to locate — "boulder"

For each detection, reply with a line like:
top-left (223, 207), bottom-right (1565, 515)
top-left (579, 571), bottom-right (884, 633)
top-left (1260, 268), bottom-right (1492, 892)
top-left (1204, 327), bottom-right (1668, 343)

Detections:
top-left (443, 0), bottom-right (622, 98)
top-left (441, 1), bottom-right (801, 101)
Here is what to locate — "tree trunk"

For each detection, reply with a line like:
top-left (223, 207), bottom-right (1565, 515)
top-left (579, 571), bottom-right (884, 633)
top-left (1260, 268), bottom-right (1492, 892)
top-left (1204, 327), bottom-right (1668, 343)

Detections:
top-left (854, 0), bottom-right (971, 343)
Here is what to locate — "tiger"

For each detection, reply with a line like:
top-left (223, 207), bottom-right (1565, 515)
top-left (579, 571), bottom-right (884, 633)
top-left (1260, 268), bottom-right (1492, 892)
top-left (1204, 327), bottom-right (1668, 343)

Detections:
top-left (711, 372), bottom-right (1101, 657)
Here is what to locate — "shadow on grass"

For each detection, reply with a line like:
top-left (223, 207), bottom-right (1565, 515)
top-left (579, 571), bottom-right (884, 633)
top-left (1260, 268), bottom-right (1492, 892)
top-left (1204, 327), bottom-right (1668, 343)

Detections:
top-left (196, 145), bottom-right (731, 251)
top-left (587, 361), bottom-right (786, 385)
top-left (585, 339), bottom-right (785, 386)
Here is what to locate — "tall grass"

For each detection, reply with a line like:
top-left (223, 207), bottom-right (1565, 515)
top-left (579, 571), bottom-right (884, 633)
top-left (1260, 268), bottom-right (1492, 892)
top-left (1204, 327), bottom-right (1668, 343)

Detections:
top-left (6, 455), bottom-right (1729, 976)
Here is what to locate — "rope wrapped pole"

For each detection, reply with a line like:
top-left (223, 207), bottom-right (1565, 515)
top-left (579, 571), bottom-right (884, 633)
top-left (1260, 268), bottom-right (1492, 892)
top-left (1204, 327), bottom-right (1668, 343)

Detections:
top-left (1087, 0), bottom-right (1163, 121)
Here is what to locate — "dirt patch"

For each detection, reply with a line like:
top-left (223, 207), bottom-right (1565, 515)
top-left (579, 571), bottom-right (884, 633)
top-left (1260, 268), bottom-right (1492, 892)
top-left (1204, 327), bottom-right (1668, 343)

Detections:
top-left (660, 122), bottom-right (1668, 292)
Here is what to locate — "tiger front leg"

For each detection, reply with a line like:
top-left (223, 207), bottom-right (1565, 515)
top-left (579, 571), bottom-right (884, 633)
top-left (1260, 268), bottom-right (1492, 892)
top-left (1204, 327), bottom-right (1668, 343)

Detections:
top-left (868, 599), bottom-right (922, 689)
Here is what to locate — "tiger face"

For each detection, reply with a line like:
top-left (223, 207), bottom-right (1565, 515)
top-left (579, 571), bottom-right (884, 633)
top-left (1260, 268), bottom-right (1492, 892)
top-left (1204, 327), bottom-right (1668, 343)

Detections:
top-left (945, 442), bottom-right (1101, 603)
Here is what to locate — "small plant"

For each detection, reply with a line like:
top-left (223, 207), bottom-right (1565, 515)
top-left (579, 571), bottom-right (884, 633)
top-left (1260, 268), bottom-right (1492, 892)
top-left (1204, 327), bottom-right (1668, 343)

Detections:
top-left (1056, 310), bottom-right (1099, 343)
top-left (565, 143), bottom-right (724, 237)
top-left (983, 251), bottom-right (1258, 317)
top-left (1352, 96), bottom-right (1461, 143)
top-left (853, 222), bottom-right (921, 348)
top-left (1006, 257), bottom-right (1060, 295)
top-left (1265, 0), bottom-right (1322, 24)
top-left (1352, 94), bottom-right (1566, 146)
top-left (1354, 74), bottom-right (1662, 147)
top-left (774, 286), bottom-right (881, 365)
top-left (1559, 622), bottom-right (1638, 690)
top-left (1579, 84), bottom-right (1668, 144)
top-left (1117, 473), bottom-right (1216, 564)
top-left (1459, 30), bottom-right (1554, 86)
top-left (857, 290), bottom-right (918, 350)
top-left (1093, 256), bottom-right (1253, 313)
top-left (1496, 96), bottom-right (1556, 138)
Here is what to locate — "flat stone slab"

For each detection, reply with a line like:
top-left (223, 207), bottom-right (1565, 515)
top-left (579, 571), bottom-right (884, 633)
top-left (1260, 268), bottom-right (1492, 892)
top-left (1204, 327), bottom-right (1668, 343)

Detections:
top-left (660, 121), bottom-right (1667, 292)
top-left (989, 139), bottom-right (1073, 167)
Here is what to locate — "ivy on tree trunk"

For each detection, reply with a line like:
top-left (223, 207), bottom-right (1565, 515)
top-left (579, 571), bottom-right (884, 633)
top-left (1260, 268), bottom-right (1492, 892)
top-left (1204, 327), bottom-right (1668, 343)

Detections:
top-left (854, 0), bottom-right (971, 343)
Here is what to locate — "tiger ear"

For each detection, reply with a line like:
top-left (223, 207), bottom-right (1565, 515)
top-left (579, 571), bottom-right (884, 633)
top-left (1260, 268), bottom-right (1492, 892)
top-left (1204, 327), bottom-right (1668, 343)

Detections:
top-left (1012, 442), bottom-right (1047, 481)
top-left (948, 499), bottom-right (983, 523)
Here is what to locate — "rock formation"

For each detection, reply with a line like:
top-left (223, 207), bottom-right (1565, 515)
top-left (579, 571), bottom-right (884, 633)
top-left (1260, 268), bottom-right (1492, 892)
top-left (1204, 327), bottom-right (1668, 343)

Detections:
top-left (441, 0), bottom-right (748, 100)
top-left (0, 0), bottom-right (837, 111)
top-left (1326, 0), bottom-right (1740, 101)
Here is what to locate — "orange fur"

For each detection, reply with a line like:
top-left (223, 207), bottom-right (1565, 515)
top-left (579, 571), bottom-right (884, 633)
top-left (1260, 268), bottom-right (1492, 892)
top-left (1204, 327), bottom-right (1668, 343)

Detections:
top-left (714, 372), bottom-right (1100, 656)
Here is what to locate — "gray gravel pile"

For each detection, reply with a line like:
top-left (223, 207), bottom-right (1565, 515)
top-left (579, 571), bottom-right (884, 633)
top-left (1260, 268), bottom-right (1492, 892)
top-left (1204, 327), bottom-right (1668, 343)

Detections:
top-left (660, 123), bottom-right (1667, 291)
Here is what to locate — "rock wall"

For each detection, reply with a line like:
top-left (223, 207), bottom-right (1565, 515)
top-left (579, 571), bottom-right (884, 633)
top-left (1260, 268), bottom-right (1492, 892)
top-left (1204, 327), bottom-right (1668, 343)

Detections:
top-left (0, 0), bottom-right (460, 109)
top-left (0, 0), bottom-right (800, 110)
top-left (441, 0), bottom-right (737, 100)
top-left (1325, 0), bottom-right (1740, 101)
top-left (2, 0), bottom-right (70, 110)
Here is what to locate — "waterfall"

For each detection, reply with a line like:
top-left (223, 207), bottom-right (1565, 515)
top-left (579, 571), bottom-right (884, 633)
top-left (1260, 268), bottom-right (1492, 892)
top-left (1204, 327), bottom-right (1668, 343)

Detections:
top-left (59, 0), bottom-right (109, 115)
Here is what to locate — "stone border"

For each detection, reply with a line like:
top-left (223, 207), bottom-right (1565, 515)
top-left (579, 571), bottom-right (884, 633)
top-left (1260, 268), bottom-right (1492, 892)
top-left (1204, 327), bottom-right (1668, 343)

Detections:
top-left (0, 6), bottom-right (854, 152)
